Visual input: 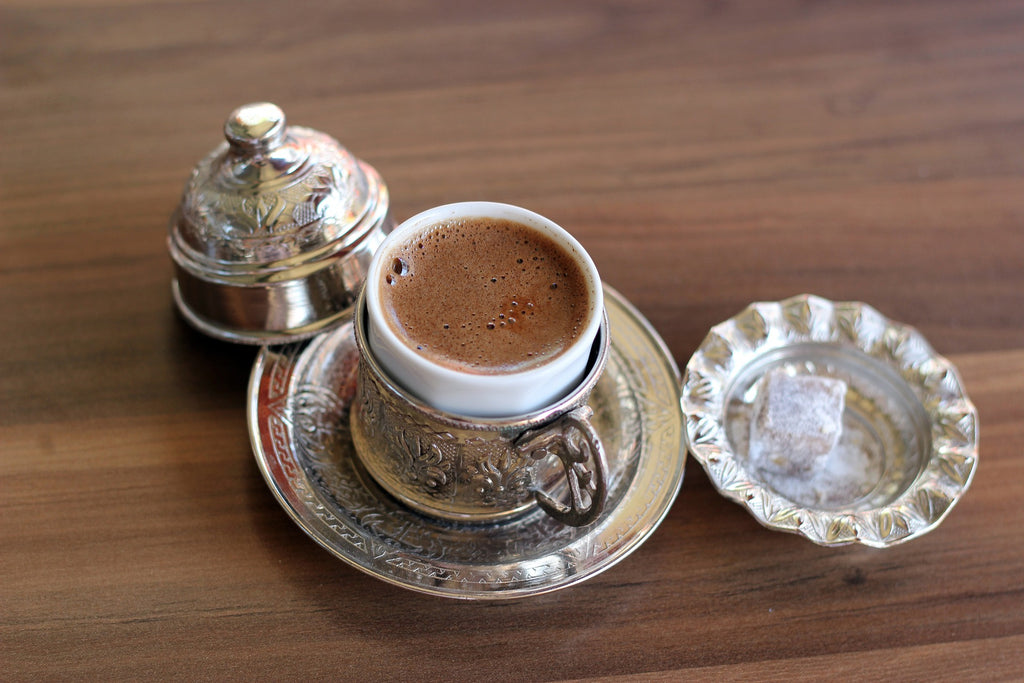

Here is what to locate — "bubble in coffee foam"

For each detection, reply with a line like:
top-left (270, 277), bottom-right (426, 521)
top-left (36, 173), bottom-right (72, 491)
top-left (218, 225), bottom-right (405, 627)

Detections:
top-left (380, 217), bottom-right (592, 374)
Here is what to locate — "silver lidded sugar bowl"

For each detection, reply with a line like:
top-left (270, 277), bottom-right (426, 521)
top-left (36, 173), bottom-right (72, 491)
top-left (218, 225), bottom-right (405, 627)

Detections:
top-left (168, 102), bottom-right (394, 344)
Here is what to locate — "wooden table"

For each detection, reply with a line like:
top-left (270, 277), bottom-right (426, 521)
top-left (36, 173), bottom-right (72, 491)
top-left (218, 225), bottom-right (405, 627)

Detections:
top-left (4, 1), bottom-right (1023, 679)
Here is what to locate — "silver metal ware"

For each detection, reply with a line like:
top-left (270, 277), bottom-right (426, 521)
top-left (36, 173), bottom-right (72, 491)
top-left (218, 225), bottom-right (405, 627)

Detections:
top-left (682, 294), bottom-right (979, 547)
top-left (350, 289), bottom-right (610, 526)
top-left (248, 284), bottom-right (686, 599)
top-left (169, 102), bottom-right (394, 344)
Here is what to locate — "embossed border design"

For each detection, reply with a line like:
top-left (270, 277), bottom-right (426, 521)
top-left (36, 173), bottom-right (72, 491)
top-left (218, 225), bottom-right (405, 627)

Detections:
top-left (682, 294), bottom-right (978, 547)
top-left (248, 285), bottom-right (686, 599)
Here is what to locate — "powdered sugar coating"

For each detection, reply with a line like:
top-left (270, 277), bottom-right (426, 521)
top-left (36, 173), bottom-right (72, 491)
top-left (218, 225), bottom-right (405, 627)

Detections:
top-left (749, 369), bottom-right (847, 477)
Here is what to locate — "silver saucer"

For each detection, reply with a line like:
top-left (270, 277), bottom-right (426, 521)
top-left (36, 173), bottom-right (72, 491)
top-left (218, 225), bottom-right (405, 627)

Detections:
top-left (248, 285), bottom-right (685, 599)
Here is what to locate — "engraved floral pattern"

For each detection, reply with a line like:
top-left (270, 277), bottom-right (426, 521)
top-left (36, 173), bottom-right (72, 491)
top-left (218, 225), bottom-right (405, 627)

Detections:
top-left (176, 127), bottom-right (367, 264)
top-left (285, 386), bottom-right (346, 458)
top-left (352, 357), bottom-right (541, 512)
top-left (394, 430), bottom-right (458, 501)
top-left (466, 446), bottom-right (535, 507)
top-left (352, 361), bottom-right (463, 504)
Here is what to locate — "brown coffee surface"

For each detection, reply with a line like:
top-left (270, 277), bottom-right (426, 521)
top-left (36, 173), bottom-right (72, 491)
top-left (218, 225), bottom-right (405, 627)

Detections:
top-left (380, 217), bottom-right (592, 374)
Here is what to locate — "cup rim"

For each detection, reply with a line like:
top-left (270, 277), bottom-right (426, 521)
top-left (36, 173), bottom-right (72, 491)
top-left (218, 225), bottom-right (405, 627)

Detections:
top-left (364, 201), bottom-right (605, 399)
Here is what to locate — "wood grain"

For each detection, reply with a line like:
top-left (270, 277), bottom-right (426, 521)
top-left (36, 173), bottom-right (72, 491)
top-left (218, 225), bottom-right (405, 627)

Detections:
top-left (2, 0), bottom-right (1023, 679)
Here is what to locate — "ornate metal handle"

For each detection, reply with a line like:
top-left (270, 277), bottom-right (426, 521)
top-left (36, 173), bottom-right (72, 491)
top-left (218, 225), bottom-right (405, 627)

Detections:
top-left (514, 406), bottom-right (607, 527)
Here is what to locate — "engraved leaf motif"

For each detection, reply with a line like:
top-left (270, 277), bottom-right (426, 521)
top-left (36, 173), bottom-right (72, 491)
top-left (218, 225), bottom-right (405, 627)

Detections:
top-left (469, 450), bottom-right (532, 506)
top-left (906, 487), bottom-right (951, 524)
top-left (286, 386), bottom-right (346, 456)
top-left (834, 303), bottom-right (862, 344)
top-left (824, 516), bottom-right (858, 544)
top-left (937, 451), bottom-right (976, 488)
top-left (766, 508), bottom-right (802, 529)
top-left (743, 488), bottom-right (771, 517)
top-left (682, 369), bottom-right (719, 410)
top-left (939, 366), bottom-right (965, 398)
top-left (834, 302), bottom-right (887, 352)
top-left (733, 307), bottom-right (768, 347)
top-left (687, 413), bottom-right (721, 446)
top-left (804, 513), bottom-right (858, 545)
top-left (699, 331), bottom-right (734, 372)
top-left (933, 409), bottom-right (976, 450)
top-left (712, 453), bottom-right (750, 493)
top-left (864, 509), bottom-right (911, 543)
top-left (915, 362), bottom-right (949, 409)
top-left (781, 298), bottom-right (812, 336)
top-left (780, 295), bottom-right (834, 341)
top-left (881, 326), bottom-right (932, 372)
top-left (806, 295), bottom-right (836, 341)
top-left (419, 442), bottom-right (451, 491)
top-left (243, 193), bottom-right (291, 234)
top-left (759, 491), bottom-right (802, 528)
top-left (857, 305), bottom-right (887, 351)
top-left (401, 432), bottom-right (458, 500)
top-left (898, 329), bottom-right (934, 370)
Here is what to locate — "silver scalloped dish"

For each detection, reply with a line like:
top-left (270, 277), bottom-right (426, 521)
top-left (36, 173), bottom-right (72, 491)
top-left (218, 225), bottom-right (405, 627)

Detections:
top-left (682, 294), bottom-right (978, 548)
top-left (248, 285), bottom-right (685, 599)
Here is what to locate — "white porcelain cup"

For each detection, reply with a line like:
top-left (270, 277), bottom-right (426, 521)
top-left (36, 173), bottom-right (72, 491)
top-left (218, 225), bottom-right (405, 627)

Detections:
top-left (364, 201), bottom-right (604, 417)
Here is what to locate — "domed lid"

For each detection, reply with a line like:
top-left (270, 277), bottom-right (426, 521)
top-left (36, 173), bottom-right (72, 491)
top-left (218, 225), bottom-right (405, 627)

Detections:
top-left (170, 102), bottom-right (379, 274)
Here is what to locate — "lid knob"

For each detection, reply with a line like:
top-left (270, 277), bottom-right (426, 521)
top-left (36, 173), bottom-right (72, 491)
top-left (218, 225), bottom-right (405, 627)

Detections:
top-left (224, 102), bottom-right (286, 154)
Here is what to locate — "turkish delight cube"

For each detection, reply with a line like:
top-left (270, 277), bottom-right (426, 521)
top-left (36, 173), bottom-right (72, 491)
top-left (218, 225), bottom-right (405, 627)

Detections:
top-left (749, 369), bottom-right (847, 477)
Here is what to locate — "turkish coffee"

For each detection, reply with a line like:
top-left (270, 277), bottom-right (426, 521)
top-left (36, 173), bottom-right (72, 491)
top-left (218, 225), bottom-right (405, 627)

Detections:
top-left (379, 217), bottom-right (592, 374)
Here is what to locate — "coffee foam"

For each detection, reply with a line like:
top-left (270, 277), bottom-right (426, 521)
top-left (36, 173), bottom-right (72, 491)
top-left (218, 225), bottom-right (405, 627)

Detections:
top-left (379, 217), bottom-right (592, 374)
